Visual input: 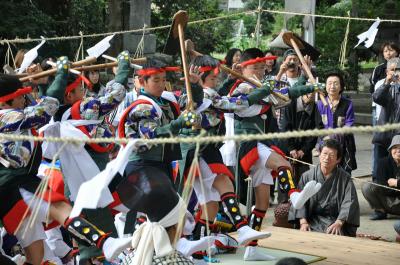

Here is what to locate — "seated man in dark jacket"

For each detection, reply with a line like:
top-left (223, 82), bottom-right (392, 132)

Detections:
top-left (289, 139), bottom-right (360, 237)
top-left (363, 135), bottom-right (400, 220)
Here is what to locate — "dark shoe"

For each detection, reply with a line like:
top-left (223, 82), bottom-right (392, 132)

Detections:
top-left (369, 211), bottom-right (387, 220)
top-left (396, 234), bottom-right (400, 243)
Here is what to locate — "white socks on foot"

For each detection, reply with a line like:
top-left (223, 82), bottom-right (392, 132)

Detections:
top-left (244, 246), bottom-right (276, 261)
top-left (237, 226), bottom-right (271, 246)
top-left (290, 180), bottom-right (322, 209)
top-left (176, 236), bottom-right (215, 257)
top-left (102, 237), bottom-right (132, 261)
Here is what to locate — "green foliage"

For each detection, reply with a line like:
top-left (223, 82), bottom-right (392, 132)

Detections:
top-left (235, 0), bottom-right (282, 50)
top-left (241, 0), bottom-right (281, 36)
top-left (66, 0), bottom-right (107, 57)
top-left (313, 0), bottom-right (400, 90)
top-left (68, 0), bottom-right (106, 37)
top-left (0, 0), bottom-right (107, 63)
top-left (1, 0), bottom-right (399, 86)
top-left (151, 0), bottom-right (234, 54)
top-left (0, 1), bottom-right (56, 45)
top-left (0, 1), bottom-right (54, 38)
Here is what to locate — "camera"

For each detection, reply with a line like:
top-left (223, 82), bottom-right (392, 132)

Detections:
top-left (287, 62), bottom-right (297, 68)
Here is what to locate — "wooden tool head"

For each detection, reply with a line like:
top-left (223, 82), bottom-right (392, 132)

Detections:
top-left (282, 31), bottom-right (305, 49)
top-left (282, 31), bottom-right (321, 61)
top-left (164, 10), bottom-right (189, 55)
top-left (172, 11), bottom-right (188, 38)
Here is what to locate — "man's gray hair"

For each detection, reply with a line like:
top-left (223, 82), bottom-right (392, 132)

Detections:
top-left (387, 57), bottom-right (400, 69)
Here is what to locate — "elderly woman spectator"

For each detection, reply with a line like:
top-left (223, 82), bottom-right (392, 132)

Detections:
top-left (316, 72), bottom-right (357, 174)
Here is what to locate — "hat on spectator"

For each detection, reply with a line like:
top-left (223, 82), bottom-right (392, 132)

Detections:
top-left (388, 135), bottom-right (400, 151)
top-left (283, 49), bottom-right (297, 60)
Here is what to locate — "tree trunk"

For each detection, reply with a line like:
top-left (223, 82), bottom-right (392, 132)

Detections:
top-left (107, 0), bottom-right (123, 56)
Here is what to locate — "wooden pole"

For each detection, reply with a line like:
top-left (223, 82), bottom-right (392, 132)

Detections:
top-left (255, 0), bottom-right (262, 48)
top-left (177, 24), bottom-right (193, 111)
top-left (20, 57), bottom-right (146, 82)
top-left (289, 38), bottom-right (328, 106)
top-left (219, 64), bottom-right (290, 102)
top-left (73, 57), bottom-right (146, 72)
top-left (20, 56), bottom-right (97, 82)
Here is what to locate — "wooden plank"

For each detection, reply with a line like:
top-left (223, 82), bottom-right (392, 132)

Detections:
top-left (231, 227), bottom-right (400, 265)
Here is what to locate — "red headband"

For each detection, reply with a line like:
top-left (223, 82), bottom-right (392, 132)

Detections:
top-left (65, 75), bottom-right (92, 95)
top-left (240, 56), bottom-right (278, 67)
top-left (0, 86), bottom-right (32, 103)
top-left (137, 67), bottom-right (181, 77)
top-left (199, 65), bottom-right (220, 75)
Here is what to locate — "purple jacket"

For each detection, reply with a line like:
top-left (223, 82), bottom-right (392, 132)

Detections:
top-left (317, 96), bottom-right (355, 129)
top-left (316, 96), bottom-right (357, 172)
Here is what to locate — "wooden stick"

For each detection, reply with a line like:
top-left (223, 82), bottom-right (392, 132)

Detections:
top-left (289, 38), bottom-right (328, 107)
top-left (47, 61), bottom-right (81, 75)
top-left (102, 54), bottom-right (143, 69)
top-left (73, 62), bottom-right (116, 72)
top-left (20, 56), bottom-right (97, 82)
top-left (178, 24), bottom-right (193, 111)
top-left (219, 64), bottom-right (290, 102)
top-left (73, 57), bottom-right (146, 72)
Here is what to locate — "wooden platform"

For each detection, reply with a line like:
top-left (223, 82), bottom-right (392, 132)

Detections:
top-left (232, 226), bottom-right (400, 265)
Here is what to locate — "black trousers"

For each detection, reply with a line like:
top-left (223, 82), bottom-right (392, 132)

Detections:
top-left (362, 182), bottom-right (400, 215)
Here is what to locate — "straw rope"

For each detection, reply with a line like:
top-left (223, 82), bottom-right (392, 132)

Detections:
top-left (3, 122), bottom-right (400, 145)
top-left (261, 8), bottom-right (400, 22)
top-left (1, 7), bottom-right (398, 45)
top-left (283, 151), bottom-right (400, 193)
top-left (0, 10), bottom-right (256, 45)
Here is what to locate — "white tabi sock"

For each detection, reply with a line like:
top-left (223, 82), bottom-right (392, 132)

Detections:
top-left (176, 236), bottom-right (215, 257)
top-left (237, 225), bottom-right (271, 246)
top-left (244, 246), bottom-right (276, 261)
top-left (290, 180), bottom-right (322, 209)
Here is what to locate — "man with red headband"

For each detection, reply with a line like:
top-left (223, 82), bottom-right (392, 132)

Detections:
top-left (0, 70), bottom-right (62, 265)
top-left (114, 57), bottom-right (208, 264)
top-left (42, 51), bottom-right (130, 263)
top-left (0, 58), bottom-right (131, 265)
top-left (227, 48), bottom-right (325, 261)
top-left (176, 54), bottom-right (273, 261)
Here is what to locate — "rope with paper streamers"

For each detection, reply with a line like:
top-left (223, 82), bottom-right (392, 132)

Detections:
top-left (0, 10), bottom-right (256, 45)
top-left (1, 8), bottom-right (399, 45)
top-left (74, 31), bottom-right (85, 62)
top-left (2, 122), bottom-right (400, 145)
top-left (5, 42), bottom-right (15, 68)
top-left (261, 8), bottom-right (400, 22)
top-left (339, 11), bottom-right (351, 68)
top-left (133, 25), bottom-right (146, 59)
